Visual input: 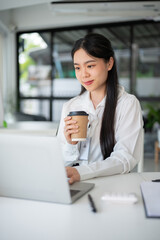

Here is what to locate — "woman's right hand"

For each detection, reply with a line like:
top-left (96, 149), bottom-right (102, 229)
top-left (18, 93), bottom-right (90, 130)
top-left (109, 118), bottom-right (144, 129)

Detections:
top-left (64, 116), bottom-right (79, 145)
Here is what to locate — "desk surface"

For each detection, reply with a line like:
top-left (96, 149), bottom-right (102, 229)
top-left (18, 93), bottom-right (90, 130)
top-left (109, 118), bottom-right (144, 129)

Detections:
top-left (0, 172), bottom-right (160, 240)
top-left (0, 121), bottom-right (58, 136)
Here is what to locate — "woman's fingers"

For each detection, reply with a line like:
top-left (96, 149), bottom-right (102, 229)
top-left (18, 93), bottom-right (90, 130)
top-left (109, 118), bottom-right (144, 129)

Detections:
top-left (63, 116), bottom-right (79, 144)
top-left (64, 124), bottom-right (79, 133)
top-left (64, 117), bottom-right (79, 132)
top-left (64, 117), bottom-right (77, 126)
top-left (66, 167), bottom-right (80, 184)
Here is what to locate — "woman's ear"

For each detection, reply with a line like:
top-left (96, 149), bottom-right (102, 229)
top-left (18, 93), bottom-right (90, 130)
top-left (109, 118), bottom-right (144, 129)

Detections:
top-left (107, 57), bottom-right (114, 71)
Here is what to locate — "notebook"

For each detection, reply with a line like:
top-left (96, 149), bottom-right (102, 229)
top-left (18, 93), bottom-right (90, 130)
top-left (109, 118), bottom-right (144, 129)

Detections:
top-left (0, 133), bottom-right (94, 204)
top-left (140, 181), bottom-right (160, 218)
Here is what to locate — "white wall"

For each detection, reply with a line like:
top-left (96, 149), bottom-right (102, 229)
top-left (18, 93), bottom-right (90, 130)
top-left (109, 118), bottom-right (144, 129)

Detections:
top-left (0, 34), bottom-right (4, 126)
top-left (0, 17), bottom-right (16, 122)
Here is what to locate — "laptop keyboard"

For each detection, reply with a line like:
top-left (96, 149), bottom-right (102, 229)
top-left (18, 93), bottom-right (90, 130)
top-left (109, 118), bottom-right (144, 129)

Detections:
top-left (70, 189), bottom-right (81, 197)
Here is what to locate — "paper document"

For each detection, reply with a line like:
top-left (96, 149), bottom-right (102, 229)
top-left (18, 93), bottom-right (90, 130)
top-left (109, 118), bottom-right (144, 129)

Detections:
top-left (140, 182), bottom-right (160, 218)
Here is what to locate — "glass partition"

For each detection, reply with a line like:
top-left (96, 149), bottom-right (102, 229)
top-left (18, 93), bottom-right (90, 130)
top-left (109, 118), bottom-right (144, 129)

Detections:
top-left (53, 30), bottom-right (86, 96)
top-left (19, 99), bottom-right (50, 120)
top-left (17, 23), bottom-right (160, 122)
top-left (134, 23), bottom-right (160, 97)
top-left (93, 26), bottom-right (131, 92)
top-left (19, 32), bottom-right (52, 97)
top-left (51, 30), bottom-right (86, 120)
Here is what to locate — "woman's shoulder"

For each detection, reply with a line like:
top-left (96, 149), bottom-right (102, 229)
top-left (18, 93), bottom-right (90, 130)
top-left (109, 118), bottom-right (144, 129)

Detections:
top-left (64, 95), bottom-right (81, 106)
top-left (117, 85), bottom-right (141, 117)
top-left (118, 85), bottom-right (139, 105)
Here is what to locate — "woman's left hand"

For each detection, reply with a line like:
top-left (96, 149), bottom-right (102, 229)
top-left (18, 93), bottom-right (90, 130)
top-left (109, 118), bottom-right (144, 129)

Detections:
top-left (66, 166), bottom-right (80, 184)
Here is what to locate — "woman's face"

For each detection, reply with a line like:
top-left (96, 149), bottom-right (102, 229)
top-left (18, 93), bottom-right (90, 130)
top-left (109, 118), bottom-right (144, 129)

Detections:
top-left (73, 48), bottom-right (113, 95)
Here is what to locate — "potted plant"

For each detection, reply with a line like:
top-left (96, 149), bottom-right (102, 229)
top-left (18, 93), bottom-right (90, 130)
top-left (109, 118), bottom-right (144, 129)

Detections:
top-left (145, 104), bottom-right (160, 131)
top-left (144, 104), bottom-right (160, 146)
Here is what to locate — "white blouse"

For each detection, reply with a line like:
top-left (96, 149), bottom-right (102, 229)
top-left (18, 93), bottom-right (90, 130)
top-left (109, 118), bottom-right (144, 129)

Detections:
top-left (57, 86), bottom-right (143, 181)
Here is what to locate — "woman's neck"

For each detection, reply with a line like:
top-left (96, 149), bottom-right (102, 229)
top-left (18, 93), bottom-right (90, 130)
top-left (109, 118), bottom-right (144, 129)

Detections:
top-left (90, 90), bottom-right (106, 109)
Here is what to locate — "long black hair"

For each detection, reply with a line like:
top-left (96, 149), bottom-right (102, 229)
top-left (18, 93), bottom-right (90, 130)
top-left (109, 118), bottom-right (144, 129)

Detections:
top-left (71, 33), bottom-right (118, 160)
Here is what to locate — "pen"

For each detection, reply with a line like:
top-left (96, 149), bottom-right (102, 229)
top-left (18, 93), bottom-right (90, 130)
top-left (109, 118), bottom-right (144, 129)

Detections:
top-left (88, 194), bottom-right (97, 213)
top-left (152, 179), bottom-right (160, 182)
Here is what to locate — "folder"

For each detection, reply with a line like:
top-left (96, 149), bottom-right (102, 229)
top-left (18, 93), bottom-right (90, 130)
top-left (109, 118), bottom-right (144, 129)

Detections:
top-left (140, 182), bottom-right (160, 218)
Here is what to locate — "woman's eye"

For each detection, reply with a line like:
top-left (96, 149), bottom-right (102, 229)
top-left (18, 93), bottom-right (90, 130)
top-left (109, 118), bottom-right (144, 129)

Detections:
top-left (74, 67), bottom-right (80, 70)
top-left (88, 65), bottom-right (94, 68)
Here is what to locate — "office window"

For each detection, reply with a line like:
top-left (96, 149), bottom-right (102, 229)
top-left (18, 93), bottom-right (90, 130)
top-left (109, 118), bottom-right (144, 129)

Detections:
top-left (134, 23), bottom-right (160, 97)
top-left (17, 22), bottom-right (160, 122)
top-left (93, 26), bottom-right (130, 92)
top-left (20, 99), bottom-right (50, 120)
top-left (53, 30), bottom-right (86, 94)
top-left (19, 32), bottom-right (52, 97)
top-left (54, 30), bottom-right (86, 79)
top-left (51, 30), bottom-right (87, 121)
top-left (17, 29), bottom-right (86, 121)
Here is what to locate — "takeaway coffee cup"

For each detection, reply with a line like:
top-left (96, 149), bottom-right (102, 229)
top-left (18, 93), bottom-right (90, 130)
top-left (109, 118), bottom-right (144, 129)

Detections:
top-left (68, 111), bottom-right (89, 141)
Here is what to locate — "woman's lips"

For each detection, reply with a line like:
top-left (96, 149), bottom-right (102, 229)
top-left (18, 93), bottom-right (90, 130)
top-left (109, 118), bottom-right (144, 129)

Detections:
top-left (83, 80), bottom-right (94, 86)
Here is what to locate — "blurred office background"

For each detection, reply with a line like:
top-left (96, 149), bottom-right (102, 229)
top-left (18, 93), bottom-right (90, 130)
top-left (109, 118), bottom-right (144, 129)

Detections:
top-left (0, 0), bottom-right (160, 166)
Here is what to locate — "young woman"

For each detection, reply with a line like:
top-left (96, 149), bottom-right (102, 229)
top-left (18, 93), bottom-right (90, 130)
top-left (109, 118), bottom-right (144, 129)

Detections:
top-left (57, 33), bottom-right (143, 184)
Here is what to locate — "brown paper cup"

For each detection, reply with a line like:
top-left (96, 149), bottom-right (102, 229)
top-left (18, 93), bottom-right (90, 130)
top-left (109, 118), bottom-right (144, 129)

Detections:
top-left (68, 111), bottom-right (89, 141)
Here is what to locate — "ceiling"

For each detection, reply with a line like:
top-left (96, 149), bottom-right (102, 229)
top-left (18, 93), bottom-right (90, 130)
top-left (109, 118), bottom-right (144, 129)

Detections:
top-left (2, 1), bottom-right (160, 58)
top-left (50, 1), bottom-right (160, 22)
top-left (0, 0), bottom-right (52, 10)
top-left (0, 1), bottom-right (160, 24)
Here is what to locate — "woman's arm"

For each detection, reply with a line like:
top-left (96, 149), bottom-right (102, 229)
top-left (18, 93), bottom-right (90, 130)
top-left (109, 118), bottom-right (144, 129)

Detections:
top-left (74, 96), bottom-right (143, 181)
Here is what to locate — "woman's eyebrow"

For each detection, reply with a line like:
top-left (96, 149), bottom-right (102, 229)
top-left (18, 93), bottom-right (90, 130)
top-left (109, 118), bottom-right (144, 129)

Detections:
top-left (85, 60), bottom-right (97, 64)
top-left (74, 60), bottom-right (97, 65)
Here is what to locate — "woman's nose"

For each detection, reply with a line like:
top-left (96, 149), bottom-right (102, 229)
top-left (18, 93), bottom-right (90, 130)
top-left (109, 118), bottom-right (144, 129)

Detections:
top-left (81, 68), bottom-right (89, 78)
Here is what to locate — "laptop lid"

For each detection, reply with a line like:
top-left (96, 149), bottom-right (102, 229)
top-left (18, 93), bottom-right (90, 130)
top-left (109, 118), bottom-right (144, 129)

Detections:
top-left (0, 133), bottom-right (94, 204)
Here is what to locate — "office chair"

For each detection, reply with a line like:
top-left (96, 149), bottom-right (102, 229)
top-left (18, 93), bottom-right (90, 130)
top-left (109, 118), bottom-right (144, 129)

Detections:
top-left (137, 128), bottom-right (144, 173)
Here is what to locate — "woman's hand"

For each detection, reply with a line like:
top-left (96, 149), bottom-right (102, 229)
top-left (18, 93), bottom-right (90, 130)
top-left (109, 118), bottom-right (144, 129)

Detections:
top-left (64, 116), bottom-right (79, 145)
top-left (66, 166), bottom-right (80, 184)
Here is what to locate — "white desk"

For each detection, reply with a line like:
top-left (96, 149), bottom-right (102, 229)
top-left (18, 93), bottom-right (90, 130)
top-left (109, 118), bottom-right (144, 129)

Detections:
top-left (0, 172), bottom-right (160, 240)
top-left (0, 121), bottom-right (58, 136)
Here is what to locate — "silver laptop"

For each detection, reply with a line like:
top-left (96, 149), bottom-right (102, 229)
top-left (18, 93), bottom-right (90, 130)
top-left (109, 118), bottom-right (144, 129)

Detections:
top-left (0, 133), bottom-right (94, 204)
